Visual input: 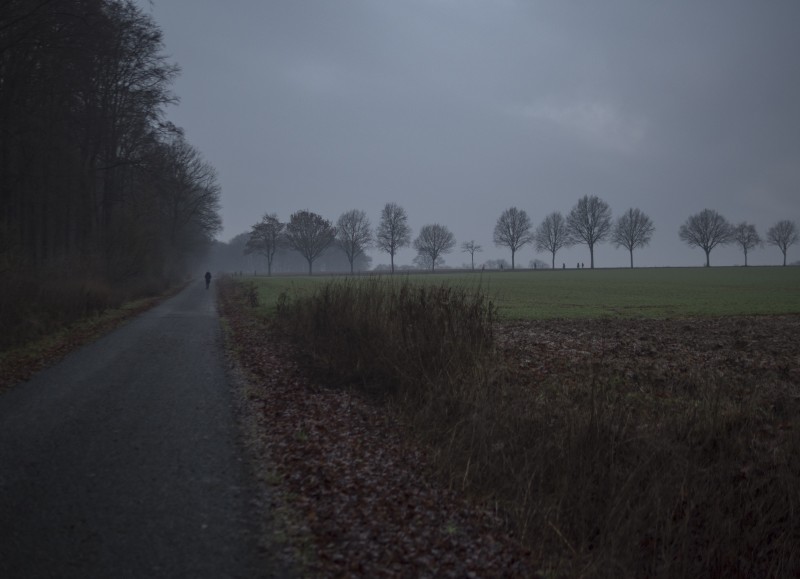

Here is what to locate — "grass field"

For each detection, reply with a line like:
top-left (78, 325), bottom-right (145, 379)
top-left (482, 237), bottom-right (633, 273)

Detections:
top-left (244, 266), bottom-right (800, 319)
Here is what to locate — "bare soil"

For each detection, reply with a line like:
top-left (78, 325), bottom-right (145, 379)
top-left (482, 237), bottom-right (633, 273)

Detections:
top-left (496, 315), bottom-right (800, 393)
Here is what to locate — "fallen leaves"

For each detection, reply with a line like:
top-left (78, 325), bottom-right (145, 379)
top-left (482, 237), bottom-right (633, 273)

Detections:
top-left (220, 282), bottom-right (537, 577)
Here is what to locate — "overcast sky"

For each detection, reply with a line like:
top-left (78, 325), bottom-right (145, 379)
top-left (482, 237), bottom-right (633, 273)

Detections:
top-left (137, 0), bottom-right (800, 268)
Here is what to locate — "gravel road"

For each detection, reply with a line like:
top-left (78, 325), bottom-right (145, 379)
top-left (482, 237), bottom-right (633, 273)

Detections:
top-left (0, 281), bottom-right (280, 578)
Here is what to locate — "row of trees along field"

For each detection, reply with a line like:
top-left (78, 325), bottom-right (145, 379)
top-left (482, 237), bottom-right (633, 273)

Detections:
top-left (0, 0), bottom-right (221, 286)
top-left (679, 209), bottom-right (798, 267)
top-left (237, 197), bottom-right (798, 275)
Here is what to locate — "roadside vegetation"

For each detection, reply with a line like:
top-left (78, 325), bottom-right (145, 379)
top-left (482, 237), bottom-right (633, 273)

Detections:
top-left (0, 278), bottom-right (184, 391)
top-left (249, 271), bottom-right (800, 577)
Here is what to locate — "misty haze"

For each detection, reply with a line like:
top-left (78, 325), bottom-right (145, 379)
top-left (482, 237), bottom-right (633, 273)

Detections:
top-left (2, 1), bottom-right (799, 578)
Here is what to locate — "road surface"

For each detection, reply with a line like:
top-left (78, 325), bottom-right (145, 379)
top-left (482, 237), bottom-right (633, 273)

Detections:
top-left (0, 281), bottom-right (281, 578)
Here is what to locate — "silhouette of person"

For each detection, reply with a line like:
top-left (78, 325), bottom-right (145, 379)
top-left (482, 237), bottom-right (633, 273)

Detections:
top-left (204, 271), bottom-right (212, 289)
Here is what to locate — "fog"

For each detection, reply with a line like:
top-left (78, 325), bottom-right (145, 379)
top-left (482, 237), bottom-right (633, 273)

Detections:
top-left (139, 0), bottom-right (800, 269)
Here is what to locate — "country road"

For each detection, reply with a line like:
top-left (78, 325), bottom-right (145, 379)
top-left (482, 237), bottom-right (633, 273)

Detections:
top-left (0, 281), bottom-right (281, 578)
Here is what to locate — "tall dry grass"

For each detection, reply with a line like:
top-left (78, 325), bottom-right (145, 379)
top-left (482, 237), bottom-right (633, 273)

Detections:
top-left (275, 278), bottom-right (800, 577)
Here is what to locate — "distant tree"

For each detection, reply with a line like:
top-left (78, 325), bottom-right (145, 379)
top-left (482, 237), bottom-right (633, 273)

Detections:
top-left (529, 258), bottom-right (550, 269)
top-left (732, 222), bottom-right (762, 267)
top-left (678, 209), bottom-right (733, 267)
top-left (612, 208), bottom-right (655, 268)
top-left (413, 253), bottom-right (444, 270)
top-left (566, 195), bottom-right (612, 269)
top-left (534, 212), bottom-right (572, 269)
top-left (493, 207), bottom-right (533, 269)
top-left (766, 220), bottom-right (799, 266)
top-left (244, 213), bottom-right (284, 275)
top-left (336, 209), bottom-right (372, 274)
top-left (482, 258), bottom-right (510, 270)
top-left (413, 224), bottom-right (455, 272)
top-left (375, 202), bottom-right (411, 273)
top-left (285, 210), bottom-right (336, 275)
top-left (460, 240), bottom-right (483, 270)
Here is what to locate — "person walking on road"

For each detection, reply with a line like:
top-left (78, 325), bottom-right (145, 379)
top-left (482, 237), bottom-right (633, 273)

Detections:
top-left (205, 271), bottom-right (212, 289)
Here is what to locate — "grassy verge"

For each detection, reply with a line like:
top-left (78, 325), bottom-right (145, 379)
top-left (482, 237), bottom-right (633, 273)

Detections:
top-left (272, 276), bottom-right (800, 577)
top-left (0, 280), bottom-right (186, 391)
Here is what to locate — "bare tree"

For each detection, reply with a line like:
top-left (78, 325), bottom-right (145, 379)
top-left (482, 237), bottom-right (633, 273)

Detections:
top-left (766, 220), bottom-right (798, 266)
top-left (413, 252), bottom-right (444, 270)
top-left (336, 209), bottom-right (372, 274)
top-left (566, 195), bottom-right (612, 269)
top-left (678, 209), bottom-right (733, 267)
top-left (413, 224), bottom-right (455, 272)
top-left (612, 208), bottom-right (655, 268)
top-left (285, 210), bottom-right (336, 275)
top-left (245, 213), bottom-right (284, 275)
top-left (534, 212), bottom-right (572, 269)
top-left (493, 207), bottom-right (533, 269)
top-left (375, 202), bottom-right (411, 273)
top-left (732, 222), bottom-right (762, 267)
top-left (460, 240), bottom-right (483, 270)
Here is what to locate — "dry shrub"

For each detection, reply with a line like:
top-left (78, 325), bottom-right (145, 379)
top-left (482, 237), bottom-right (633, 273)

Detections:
top-left (275, 278), bottom-right (800, 578)
top-left (276, 278), bottom-right (495, 407)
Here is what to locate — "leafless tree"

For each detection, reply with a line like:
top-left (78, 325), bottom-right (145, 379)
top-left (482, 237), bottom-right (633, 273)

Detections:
top-left (0, 0), bottom-right (224, 284)
top-left (493, 207), bottom-right (533, 269)
top-left (245, 213), bottom-right (284, 275)
top-left (336, 209), bottom-right (372, 274)
top-left (766, 220), bottom-right (798, 266)
top-left (413, 224), bottom-right (455, 272)
top-left (732, 222), bottom-right (761, 267)
top-left (534, 212), bottom-right (572, 269)
top-left (157, 133), bottom-right (222, 245)
top-left (460, 240), bottom-right (483, 270)
top-left (375, 202), bottom-right (411, 273)
top-left (679, 209), bottom-right (733, 267)
top-left (612, 208), bottom-right (655, 268)
top-left (285, 210), bottom-right (336, 275)
top-left (413, 253), bottom-right (443, 270)
top-left (566, 195), bottom-right (612, 269)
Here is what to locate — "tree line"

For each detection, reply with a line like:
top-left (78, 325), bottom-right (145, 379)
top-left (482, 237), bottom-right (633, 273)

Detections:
top-left (0, 0), bottom-right (221, 284)
top-left (244, 198), bottom-right (797, 275)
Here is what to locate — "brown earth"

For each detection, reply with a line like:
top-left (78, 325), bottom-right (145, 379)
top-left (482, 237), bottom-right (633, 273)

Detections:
top-left (231, 295), bottom-right (800, 576)
top-left (496, 315), bottom-right (800, 393)
top-left (221, 268), bottom-right (800, 577)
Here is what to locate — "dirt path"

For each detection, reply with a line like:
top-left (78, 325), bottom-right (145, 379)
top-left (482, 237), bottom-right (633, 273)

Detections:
top-left (0, 282), bottom-right (286, 578)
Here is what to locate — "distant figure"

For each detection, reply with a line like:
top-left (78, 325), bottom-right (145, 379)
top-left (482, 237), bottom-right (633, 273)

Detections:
top-left (204, 271), bottom-right (212, 289)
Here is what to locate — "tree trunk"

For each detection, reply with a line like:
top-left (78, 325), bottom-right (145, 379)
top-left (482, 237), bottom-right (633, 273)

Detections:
top-left (629, 249), bottom-right (634, 269)
top-left (705, 250), bottom-right (711, 267)
top-left (590, 244), bottom-right (595, 269)
top-left (511, 249), bottom-right (515, 270)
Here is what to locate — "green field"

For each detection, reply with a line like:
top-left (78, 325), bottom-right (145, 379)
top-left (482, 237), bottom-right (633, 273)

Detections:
top-left (243, 266), bottom-right (800, 320)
